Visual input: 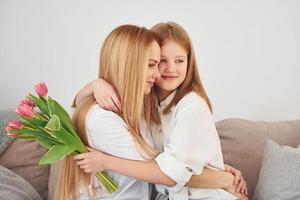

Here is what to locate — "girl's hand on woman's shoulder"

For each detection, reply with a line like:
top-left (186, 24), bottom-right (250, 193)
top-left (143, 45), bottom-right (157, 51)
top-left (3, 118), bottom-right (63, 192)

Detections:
top-left (93, 79), bottom-right (121, 112)
top-left (73, 147), bottom-right (108, 173)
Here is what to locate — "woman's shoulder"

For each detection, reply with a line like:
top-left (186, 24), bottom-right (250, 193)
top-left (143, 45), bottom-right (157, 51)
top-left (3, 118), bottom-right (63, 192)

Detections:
top-left (87, 104), bottom-right (119, 120)
top-left (86, 104), bottom-right (127, 130)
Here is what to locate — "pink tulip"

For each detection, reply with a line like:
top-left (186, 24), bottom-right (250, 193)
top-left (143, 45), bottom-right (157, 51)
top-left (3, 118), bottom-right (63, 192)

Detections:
top-left (20, 98), bottom-right (35, 108)
top-left (6, 120), bottom-right (23, 131)
top-left (6, 133), bottom-right (17, 137)
top-left (35, 82), bottom-right (48, 97)
top-left (15, 103), bottom-right (35, 118)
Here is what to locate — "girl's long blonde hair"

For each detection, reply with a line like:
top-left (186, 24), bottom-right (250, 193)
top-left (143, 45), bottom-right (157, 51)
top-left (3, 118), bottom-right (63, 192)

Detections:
top-left (54, 24), bottom-right (160, 200)
top-left (148, 22), bottom-right (212, 124)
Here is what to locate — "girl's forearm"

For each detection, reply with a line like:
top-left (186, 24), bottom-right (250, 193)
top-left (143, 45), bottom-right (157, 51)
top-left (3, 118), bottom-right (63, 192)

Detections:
top-left (187, 168), bottom-right (235, 189)
top-left (73, 80), bottom-right (96, 107)
top-left (105, 155), bottom-right (176, 186)
top-left (105, 155), bottom-right (234, 189)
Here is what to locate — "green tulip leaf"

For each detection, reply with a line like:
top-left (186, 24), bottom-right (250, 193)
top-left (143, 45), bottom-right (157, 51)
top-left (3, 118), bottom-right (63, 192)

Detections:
top-left (36, 138), bottom-right (54, 149)
top-left (39, 144), bottom-right (76, 165)
top-left (10, 129), bottom-right (60, 145)
top-left (45, 115), bottom-right (61, 131)
top-left (47, 97), bottom-right (75, 133)
top-left (28, 93), bottom-right (50, 116)
top-left (52, 127), bottom-right (86, 153)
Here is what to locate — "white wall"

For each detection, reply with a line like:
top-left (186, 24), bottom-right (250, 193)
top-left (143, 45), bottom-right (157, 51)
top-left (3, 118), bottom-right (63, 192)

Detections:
top-left (1, 0), bottom-right (299, 121)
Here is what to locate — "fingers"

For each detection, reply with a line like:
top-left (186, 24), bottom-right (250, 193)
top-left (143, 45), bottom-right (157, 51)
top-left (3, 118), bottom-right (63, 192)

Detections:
top-left (111, 94), bottom-right (121, 111)
top-left (73, 152), bottom-right (96, 174)
top-left (93, 78), bottom-right (121, 111)
top-left (84, 168), bottom-right (92, 173)
top-left (245, 185), bottom-right (248, 196)
top-left (241, 182), bottom-right (246, 195)
top-left (97, 98), bottom-right (105, 108)
top-left (75, 159), bottom-right (93, 173)
top-left (235, 192), bottom-right (245, 200)
top-left (227, 166), bottom-right (247, 196)
top-left (236, 180), bottom-right (245, 193)
top-left (76, 159), bottom-right (88, 166)
top-left (234, 171), bottom-right (242, 185)
top-left (97, 96), bottom-right (119, 112)
top-left (78, 164), bottom-right (92, 173)
top-left (73, 153), bottom-right (87, 160)
top-left (101, 98), bottom-right (111, 110)
top-left (106, 97), bottom-right (119, 112)
top-left (242, 182), bottom-right (248, 196)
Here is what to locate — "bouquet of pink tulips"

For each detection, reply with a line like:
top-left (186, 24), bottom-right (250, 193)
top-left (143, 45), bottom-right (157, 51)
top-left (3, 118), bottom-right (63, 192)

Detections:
top-left (6, 82), bottom-right (118, 193)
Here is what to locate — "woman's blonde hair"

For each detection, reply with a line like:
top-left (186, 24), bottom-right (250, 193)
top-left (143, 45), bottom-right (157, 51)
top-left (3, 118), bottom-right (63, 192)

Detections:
top-left (55, 24), bottom-right (160, 200)
top-left (148, 22), bottom-right (212, 124)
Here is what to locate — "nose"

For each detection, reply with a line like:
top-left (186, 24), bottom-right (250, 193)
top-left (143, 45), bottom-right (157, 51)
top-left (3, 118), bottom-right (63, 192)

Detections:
top-left (152, 65), bottom-right (161, 79)
top-left (166, 62), bottom-right (176, 73)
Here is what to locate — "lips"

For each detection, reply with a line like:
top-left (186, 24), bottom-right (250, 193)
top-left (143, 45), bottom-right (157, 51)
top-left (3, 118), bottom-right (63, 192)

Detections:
top-left (161, 75), bottom-right (178, 79)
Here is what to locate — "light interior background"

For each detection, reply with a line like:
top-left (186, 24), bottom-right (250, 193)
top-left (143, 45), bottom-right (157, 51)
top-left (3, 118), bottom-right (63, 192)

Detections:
top-left (1, 0), bottom-right (299, 121)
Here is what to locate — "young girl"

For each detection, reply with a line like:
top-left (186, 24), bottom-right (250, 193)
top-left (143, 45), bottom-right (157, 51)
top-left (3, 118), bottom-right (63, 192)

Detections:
top-left (55, 24), bottom-right (163, 200)
top-left (73, 22), bottom-right (248, 200)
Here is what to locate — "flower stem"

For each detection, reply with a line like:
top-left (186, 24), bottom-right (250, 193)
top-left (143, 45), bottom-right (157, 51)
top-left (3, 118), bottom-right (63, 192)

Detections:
top-left (95, 172), bottom-right (118, 193)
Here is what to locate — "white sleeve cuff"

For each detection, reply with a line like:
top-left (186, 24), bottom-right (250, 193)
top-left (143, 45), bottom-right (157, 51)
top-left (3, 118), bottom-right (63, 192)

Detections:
top-left (155, 152), bottom-right (194, 192)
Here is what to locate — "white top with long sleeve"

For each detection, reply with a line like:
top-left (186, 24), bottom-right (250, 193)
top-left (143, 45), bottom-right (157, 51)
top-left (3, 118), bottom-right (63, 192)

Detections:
top-left (77, 105), bottom-right (151, 200)
top-left (153, 91), bottom-right (238, 200)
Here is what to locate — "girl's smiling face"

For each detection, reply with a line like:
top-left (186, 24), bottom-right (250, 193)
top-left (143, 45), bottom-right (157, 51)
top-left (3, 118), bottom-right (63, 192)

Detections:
top-left (155, 39), bottom-right (188, 99)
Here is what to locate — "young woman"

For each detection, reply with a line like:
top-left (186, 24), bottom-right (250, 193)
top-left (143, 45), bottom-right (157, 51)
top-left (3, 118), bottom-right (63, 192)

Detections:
top-left (55, 24), bottom-right (162, 200)
top-left (73, 22), bottom-right (248, 200)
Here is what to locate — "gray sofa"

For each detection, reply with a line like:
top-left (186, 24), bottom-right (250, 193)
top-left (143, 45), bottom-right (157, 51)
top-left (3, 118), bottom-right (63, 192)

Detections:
top-left (0, 109), bottom-right (300, 199)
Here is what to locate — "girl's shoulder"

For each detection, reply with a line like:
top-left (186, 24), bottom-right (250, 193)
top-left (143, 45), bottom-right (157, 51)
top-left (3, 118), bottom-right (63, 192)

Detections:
top-left (176, 91), bottom-right (207, 110)
top-left (173, 92), bottom-right (212, 120)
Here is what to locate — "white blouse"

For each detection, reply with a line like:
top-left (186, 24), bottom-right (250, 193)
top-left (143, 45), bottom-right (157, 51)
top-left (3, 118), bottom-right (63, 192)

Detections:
top-left (153, 91), bottom-right (238, 200)
top-left (77, 105), bottom-right (151, 200)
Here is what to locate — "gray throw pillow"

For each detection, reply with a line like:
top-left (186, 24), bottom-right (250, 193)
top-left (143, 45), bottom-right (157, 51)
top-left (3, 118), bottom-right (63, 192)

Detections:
top-left (0, 165), bottom-right (42, 200)
top-left (253, 140), bottom-right (300, 200)
top-left (0, 139), bottom-right (49, 200)
top-left (217, 119), bottom-right (300, 199)
top-left (0, 110), bottom-right (16, 155)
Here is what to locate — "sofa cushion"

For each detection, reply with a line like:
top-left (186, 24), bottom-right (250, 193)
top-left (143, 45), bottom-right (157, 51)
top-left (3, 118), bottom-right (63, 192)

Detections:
top-left (253, 140), bottom-right (300, 200)
top-left (216, 119), bottom-right (300, 199)
top-left (0, 139), bottom-right (49, 200)
top-left (0, 110), bottom-right (15, 155)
